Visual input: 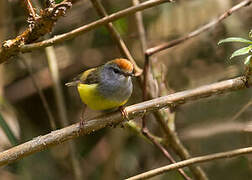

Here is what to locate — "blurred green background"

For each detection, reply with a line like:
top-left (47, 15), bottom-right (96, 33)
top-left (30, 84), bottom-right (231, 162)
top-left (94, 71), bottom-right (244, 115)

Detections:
top-left (0, 0), bottom-right (252, 179)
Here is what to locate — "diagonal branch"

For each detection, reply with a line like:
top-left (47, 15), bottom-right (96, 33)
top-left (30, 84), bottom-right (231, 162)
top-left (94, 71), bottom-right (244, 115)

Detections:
top-left (20, 56), bottom-right (57, 130)
top-left (18, 0), bottom-right (174, 55)
top-left (0, 76), bottom-right (250, 167)
top-left (142, 127), bottom-right (192, 180)
top-left (145, 0), bottom-right (252, 56)
top-left (126, 146), bottom-right (252, 180)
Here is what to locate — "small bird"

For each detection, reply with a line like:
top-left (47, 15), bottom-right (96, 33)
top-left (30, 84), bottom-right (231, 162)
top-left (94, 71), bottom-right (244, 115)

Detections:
top-left (66, 58), bottom-right (134, 112)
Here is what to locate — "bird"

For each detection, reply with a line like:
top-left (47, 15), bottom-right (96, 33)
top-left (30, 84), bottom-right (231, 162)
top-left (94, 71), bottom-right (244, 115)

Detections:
top-left (65, 58), bottom-right (134, 113)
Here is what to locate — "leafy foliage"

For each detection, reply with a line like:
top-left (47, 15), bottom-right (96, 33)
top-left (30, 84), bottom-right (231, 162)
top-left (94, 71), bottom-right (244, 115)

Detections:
top-left (218, 30), bottom-right (252, 67)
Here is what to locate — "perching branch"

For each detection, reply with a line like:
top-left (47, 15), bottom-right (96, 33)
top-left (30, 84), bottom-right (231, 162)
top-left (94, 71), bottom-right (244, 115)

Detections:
top-left (0, 76), bottom-right (250, 167)
top-left (126, 146), bottom-right (252, 180)
top-left (145, 0), bottom-right (252, 56)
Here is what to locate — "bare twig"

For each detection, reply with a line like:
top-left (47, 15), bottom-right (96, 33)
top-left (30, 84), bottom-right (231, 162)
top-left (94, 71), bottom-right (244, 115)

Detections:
top-left (126, 146), bottom-right (252, 180)
top-left (142, 54), bottom-right (150, 128)
top-left (153, 109), bottom-right (208, 180)
top-left (230, 99), bottom-right (252, 121)
top-left (142, 128), bottom-right (192, 180)
top-left (0, 76), bottom-right (250, 167)
top-left (24, 0), bottom-right (37, 21)
top-left (123, 121), bottom-right (164, 144)
top-left (132, 0), bottom-right (148, 53)
top-left (90, 0), bottom-right (142, 75)
top-left (145, 0), bottom-right (252, 56)
top-left (20, 57), bottom-right (57, 130)
top-left (18, 0), bottom-right (174, 54)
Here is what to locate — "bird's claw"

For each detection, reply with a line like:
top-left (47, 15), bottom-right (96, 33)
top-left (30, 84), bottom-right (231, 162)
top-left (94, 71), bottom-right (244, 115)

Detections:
top-left (119, 106), bottom-right (129, 121)
top-left (241, 75), bottom-right (250, 88)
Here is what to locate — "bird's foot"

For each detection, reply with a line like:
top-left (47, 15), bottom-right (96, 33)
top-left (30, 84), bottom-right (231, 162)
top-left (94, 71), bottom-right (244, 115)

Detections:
top-left (109, 106), bottom-right (129, 128)
top-left (78, 105), bottom-right (87, 134)
top-left (78, 117), bottom-right (86, 135)
top-left (242, 75), bottom-right (250, 88)
top-left (119, 106), bottom-right (129, 121)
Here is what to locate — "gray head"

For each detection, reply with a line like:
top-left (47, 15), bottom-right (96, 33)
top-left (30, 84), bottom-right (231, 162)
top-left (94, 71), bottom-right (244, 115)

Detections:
top-left (98, 59), bottom-right (134, 102)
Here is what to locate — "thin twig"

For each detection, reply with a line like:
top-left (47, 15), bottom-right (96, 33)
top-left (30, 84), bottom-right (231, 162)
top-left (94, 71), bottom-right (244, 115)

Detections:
top-left (142, 128), bottom-right (192, 180)
top-left (230, 99), bottom-right (252, 121)
top-left (126, 146), bottom-right (252, 180)
top-left (20, 57), bottom-right (57, 130)
top-left (153, 110), bottom-right (208, 180)
top-left (142, 54), bottom-right (150, 128)
top-left (18, 0), bottom-right (174, 54)
top-left (90, 0), bottom-right (142, 75)
top-left (145, 0), bottom-right (252, 56)
top-left (123, 121), bottom-right (165, 144)
top-left (0, 76), bottom-right (250, 167)
top-left (24, 0), bottom-right (37, 21)
top-left (132, 0), bottom-right (148, 52)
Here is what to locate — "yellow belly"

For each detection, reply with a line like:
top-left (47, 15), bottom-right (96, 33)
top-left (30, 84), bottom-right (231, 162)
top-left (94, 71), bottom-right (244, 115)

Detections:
top-left (77, 84), bottom-right (128, 111)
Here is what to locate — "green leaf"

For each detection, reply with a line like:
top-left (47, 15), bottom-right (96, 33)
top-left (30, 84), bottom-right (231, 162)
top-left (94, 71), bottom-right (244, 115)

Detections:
top-left (244, 55), bottom-right (252, 66)
top-left (230, 46), bottom-right (252, 59)
top-left (218, 37), bottom-right (252, 45)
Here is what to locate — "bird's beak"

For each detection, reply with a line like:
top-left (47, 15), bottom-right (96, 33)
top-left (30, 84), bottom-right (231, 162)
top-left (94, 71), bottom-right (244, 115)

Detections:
top-left (123, 72), bottom-right (135, 77)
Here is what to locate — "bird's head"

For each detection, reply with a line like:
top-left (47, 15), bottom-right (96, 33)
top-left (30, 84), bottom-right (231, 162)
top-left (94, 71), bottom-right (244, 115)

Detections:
top-left (105, 58), bottom-right (134, 77)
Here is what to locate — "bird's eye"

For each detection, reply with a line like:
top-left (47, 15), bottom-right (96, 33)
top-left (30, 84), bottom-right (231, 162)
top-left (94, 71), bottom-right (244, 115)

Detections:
top-left (113, 68), bottom-right (120, 74)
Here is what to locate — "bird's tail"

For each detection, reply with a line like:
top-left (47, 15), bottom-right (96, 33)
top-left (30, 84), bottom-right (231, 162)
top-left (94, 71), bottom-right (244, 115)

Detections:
top-left (65, 81), bottom-right (79, 87)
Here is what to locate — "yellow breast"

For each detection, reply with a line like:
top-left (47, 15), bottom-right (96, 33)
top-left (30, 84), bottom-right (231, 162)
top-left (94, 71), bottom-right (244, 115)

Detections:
top-left (77, 84), bottom-right (128, 111)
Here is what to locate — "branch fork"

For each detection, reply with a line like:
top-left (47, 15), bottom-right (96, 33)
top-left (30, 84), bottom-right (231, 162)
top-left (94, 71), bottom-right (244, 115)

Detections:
top-left (0, 1), bottom-right (72, 63)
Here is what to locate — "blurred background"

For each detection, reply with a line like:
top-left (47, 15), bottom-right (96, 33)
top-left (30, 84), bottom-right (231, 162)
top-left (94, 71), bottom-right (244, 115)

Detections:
top-left (0, 0), bottom-right (252, 179)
